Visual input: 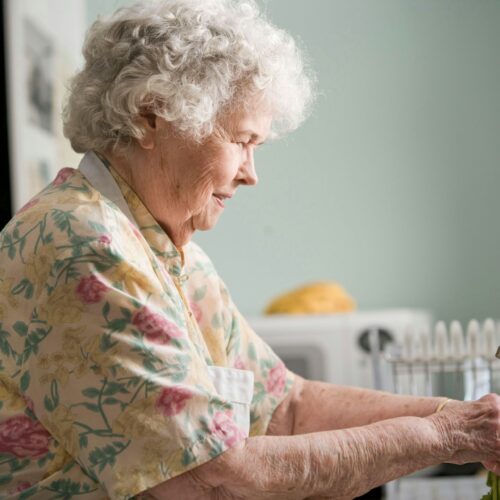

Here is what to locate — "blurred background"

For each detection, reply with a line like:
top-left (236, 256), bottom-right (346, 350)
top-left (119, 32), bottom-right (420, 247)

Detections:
top-left (1, 0), bottom-right (499, 323)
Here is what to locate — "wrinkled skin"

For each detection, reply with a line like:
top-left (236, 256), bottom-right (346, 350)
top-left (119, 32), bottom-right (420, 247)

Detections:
top-left (431, 394), bottom-right (500, 473)
top-left (146, 378), bottom-right (500, 500)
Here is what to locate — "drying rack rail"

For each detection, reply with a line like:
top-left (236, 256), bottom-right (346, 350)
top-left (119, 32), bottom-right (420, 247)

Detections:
top-left (369, 318), bottom-right (500, 400)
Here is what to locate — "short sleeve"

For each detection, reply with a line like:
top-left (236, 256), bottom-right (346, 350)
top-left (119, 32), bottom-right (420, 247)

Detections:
top-left (20, 238), bottom-right (248, 499)
top-left (219, 280), bottom-right (295, 437)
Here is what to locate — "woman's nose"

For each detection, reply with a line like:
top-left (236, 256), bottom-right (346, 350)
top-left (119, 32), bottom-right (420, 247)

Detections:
top-left (238, 148), bottom-right (258, 186)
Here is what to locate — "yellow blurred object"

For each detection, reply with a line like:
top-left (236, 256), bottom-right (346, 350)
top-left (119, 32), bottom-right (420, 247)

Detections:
top-left (264, 282), bottom-right (356, 315)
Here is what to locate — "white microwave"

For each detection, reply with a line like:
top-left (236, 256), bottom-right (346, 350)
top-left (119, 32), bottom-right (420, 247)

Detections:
top-left (248, 309), bottom-right (432, 389)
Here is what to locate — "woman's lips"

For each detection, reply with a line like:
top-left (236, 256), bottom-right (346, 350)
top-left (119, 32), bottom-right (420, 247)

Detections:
top-left (213, 194), bottom-right (225, 208)
top-left (213, 193), bottom-right (233, 208)
top-left (214, 196), bottom-right (224, 208)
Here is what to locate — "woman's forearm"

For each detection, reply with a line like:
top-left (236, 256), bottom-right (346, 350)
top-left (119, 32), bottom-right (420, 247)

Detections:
top-left (185, 414), bottom-right (448, 499)
top-left (290, 376), bottom-right (446, 434)
top-left (298, 416), bottom-right (445, 498)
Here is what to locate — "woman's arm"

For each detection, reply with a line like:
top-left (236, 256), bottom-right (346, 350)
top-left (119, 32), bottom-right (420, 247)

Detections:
top-left (267, 374), bottom-right (448, 436)
top-left (147, 394), bottom-right (500, 499)
top-left (148, 413), bottom-right (443, 499)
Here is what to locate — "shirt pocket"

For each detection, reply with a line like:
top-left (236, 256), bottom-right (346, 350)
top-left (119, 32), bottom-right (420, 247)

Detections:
top-left (206, 366), bottom-right (254, 435)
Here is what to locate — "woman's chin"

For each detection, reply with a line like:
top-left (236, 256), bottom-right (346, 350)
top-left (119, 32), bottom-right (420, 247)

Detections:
top-left (192, 214), bottom-right (220, 232)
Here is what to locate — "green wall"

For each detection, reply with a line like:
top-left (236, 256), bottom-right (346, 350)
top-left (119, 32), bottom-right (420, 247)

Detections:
top-left (87, 0), bottom-right (500, 323)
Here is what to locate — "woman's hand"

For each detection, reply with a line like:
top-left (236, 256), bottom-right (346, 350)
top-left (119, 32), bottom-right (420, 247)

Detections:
top-left (429, 393), bottom-right (500, 472)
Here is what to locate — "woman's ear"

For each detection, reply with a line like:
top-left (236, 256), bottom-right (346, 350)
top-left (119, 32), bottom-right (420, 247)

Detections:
top-left (136, 113), bottom-right (157, 150)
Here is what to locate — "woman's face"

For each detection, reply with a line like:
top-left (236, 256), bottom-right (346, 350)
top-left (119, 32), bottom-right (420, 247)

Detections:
top-left (125, 100), bottom-right (272, 246)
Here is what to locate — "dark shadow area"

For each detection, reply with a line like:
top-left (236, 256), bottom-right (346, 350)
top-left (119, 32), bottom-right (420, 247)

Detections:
top-left (0, 0), bottom-right (12, 230)
top-left (355, 485), bottom-right (383, 499)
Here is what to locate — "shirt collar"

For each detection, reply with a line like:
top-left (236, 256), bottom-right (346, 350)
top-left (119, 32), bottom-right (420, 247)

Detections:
top-left (79, 151), bottom-right (184, 275)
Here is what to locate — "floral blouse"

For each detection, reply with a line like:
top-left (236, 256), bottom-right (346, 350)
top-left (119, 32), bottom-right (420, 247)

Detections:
top-left (0, 152), bottom-right (294, 499)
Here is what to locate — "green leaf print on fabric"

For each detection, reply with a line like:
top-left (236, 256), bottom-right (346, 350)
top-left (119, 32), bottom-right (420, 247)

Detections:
top-left (11, 279), bottom-right (34, 300)
top-left (45, 477), bottom-right (98, 497)
top-left (1, 232), bottom-right (12, 250)
top-left (44, 380), bottom-right (60, 412)
top-left (82, 388), bottom-right (100, 399)
top-left (103, 382), bottom-right (129, 397)
top-left (248, 343), bottom-right (257, 361)
top-left (88, 220), bottom-right (108, 234)
top-left (79, 403), bottom-right (100, 413)
top-left (18, 327), bottom-right (52, 366)
top-left (107, 318), bottom-right (129, 333)
top-left (0, 473), bottom-right (13, 486)
top-left (1, 214), bottom-right (51, 264)
top-left (20, 371), bottom-right (30, 392)
top-left (193, 285), bottom-right (207, 301)
top-left (18, 485), bottom-right (40, 499)
top-left (182, 448), bottom-right (196, 467)
top-left (211, 313), bottom-right (222, 328)
top-left (79, 435), bottom-right (89, 449)
top-left (37, 452), bottom-right (55, 468)
top-left (0, 327), bottom-right (16, 359)
top-left (208, 441), bottom-right (224, 458)
top-left (252, 382), bottom-right (267, 405)
top-left (102, 301), bottom-right (111, 318)
top-left (88, 442), bottom-right (129, 473)
top-left (100, 332), bottom-right (118, 352)
top-left (51, 209), bottom-right (78, 237)
top-left (13, 321), bottom-right (29, 337)
top-left (69, 235), bottom-right (97, 258)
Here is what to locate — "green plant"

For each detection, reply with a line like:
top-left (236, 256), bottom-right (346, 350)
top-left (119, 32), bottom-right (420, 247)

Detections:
top-left (481, 472), bottom-right (500, 500)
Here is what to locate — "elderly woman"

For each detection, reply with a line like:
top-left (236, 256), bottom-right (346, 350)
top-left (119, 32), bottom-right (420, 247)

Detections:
top-left (0, 1), bottom-right (499, 499)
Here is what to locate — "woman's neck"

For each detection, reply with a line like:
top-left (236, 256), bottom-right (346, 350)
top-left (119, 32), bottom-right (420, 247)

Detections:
top-left (101, 148), bottom-right (194, 247)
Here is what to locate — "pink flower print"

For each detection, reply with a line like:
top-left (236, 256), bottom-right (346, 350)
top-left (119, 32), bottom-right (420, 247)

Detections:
top-left (98, 234), bottom-right (112, 246)
top-left (0, 415), bottom-right (51, 458)
top-left (209, 410), bottom-right (247, 447)
top-left (17, 198), bottom-right (40, 214)
top-left (132, 306), bottom-right (183, 344)
top-left (53, 167), bottom-right (75, 186)
top-left (189, 299), bottom-right (203, 323)
top-left (15, 482), bottom-right (32, 493)
top-left (155, 386), bottom-right (193, 417)
top-left (233, 355), bottom-right (246, 370)
top-left (7, 482), bottom-right (32, 496)
top-left (75, 275), bottom-right (108, 304)
top-left (266, 361), bottom-right (286, 398)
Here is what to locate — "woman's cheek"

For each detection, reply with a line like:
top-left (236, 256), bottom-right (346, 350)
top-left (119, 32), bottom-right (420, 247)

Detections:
top-left (215, 147), bottom-right (241, 180)
top-left (192, 183), bottom-right (216, 212)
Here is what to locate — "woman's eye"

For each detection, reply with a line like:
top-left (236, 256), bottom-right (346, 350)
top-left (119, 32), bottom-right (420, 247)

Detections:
top-left (234, 140), bottom-right (261, 149)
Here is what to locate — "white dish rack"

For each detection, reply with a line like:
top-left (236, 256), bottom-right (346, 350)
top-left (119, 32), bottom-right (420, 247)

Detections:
top-left (371, 318), bottom-right (500, 400)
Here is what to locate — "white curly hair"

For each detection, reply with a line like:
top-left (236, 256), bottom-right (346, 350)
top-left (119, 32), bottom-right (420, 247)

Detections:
top-left (63, 0), bottom-right (315, 153)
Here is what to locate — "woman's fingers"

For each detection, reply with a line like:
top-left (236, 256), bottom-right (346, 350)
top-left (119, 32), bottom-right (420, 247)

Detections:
top-left (482, 461), bottom-right (500, 475)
